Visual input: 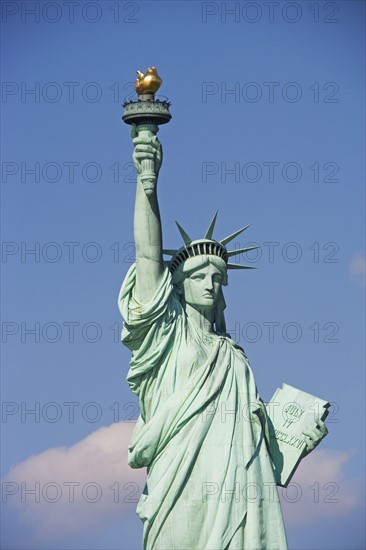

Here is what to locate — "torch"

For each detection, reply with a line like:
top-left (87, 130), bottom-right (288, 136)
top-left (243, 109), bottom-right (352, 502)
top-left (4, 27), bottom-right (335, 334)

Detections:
top-left (122, 67), bottom-right (172, 190)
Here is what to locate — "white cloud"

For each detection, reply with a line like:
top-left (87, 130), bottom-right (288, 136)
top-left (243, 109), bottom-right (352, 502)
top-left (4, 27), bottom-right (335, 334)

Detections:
top-left (348, 253), bottom-right (366, 287)
top-left (280, 449), bottom-right (360, 525)
top-left (3, 422), bottom-right (145, 541)
top-left (3, 422), bottom-right (361, 547)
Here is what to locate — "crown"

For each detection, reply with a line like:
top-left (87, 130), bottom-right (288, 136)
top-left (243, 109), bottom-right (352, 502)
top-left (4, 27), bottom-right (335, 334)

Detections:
top-left (163, 211), bottom-right (258, 274)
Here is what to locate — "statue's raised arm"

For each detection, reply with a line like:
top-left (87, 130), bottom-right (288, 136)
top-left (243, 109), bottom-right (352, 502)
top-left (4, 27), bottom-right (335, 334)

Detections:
top-left (131, 124), bottom-right (164, 303)
top-left (122, 67), bottom-right (171, 303)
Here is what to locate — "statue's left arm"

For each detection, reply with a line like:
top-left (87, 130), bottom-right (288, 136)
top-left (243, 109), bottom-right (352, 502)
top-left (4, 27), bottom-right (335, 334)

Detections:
top-left (302, 417), bottom-right (328, 455)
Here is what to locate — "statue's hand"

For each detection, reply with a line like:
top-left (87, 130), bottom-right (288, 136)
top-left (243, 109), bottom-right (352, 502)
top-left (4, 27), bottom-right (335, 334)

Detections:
top-left (302, 417), bottom-right (328, 454)
top-left (131, 124), bottom-right (162, 179)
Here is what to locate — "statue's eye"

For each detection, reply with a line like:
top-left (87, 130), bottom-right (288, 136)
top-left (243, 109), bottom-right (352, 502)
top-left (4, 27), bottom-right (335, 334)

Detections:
top-left (191, 274), bottom-right (205, 281)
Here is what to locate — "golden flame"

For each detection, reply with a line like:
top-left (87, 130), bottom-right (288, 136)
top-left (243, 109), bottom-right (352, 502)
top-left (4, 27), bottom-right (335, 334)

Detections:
top-left (135, 67), bottom-right (162, 95)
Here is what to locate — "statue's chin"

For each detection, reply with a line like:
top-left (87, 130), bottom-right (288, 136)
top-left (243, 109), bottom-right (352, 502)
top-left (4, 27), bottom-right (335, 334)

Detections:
top-left (185, 300), bottom-right (216, 313)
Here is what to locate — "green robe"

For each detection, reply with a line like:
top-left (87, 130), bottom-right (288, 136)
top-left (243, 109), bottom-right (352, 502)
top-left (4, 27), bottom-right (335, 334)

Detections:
top-left (119, 265), bottom-right (287, 550)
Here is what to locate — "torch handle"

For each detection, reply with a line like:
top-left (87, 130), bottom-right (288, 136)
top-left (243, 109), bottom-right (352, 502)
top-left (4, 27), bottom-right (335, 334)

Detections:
top-left (135, 124), bottom-right (159, 192)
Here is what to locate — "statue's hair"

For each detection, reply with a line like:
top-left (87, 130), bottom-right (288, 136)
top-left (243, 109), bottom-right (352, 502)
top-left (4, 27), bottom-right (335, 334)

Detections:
top-left (171, 255), bottom-right (228, 334)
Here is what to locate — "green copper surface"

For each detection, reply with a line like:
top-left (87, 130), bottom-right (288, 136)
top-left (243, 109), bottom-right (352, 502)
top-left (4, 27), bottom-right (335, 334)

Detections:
top-left (119, 92), bottom-right (328, 549)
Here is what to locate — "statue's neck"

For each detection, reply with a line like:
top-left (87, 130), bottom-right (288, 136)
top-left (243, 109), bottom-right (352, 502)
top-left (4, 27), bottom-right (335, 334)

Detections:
top-left (184, 303), bottom-right (215, 334)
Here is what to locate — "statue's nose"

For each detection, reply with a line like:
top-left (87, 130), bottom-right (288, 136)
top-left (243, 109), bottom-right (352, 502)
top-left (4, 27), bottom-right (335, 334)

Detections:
top-left (205, 277), bottom-right (214, 290)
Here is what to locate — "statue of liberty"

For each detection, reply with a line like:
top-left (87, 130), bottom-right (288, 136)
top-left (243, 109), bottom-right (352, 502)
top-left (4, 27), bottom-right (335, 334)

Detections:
top-left (118, 69), bottom-right (327, 550)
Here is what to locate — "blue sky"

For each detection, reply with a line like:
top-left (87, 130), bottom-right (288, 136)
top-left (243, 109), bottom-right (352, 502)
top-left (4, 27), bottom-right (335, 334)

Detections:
top-left (1, 1), bottom-right (365, 549)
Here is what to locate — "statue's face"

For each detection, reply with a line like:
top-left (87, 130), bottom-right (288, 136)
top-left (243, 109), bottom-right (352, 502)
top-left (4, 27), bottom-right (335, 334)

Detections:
top-left (182, 263), bottom-right (224, 311)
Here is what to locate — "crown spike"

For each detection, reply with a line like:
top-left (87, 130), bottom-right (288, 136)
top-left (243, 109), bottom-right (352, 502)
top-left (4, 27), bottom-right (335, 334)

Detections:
top-left (227, 263), bottom-right (257, 270)
top-left (227, 245), bottom-right (259, 258)
top-left (220, 224), bottom-right (251, 247)
top-left (175, 222), bottom-right (192, 245)
top-left (163, 249), bottom-right (177, 256)
top-left (204, 210), bottom-right (218, 240)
